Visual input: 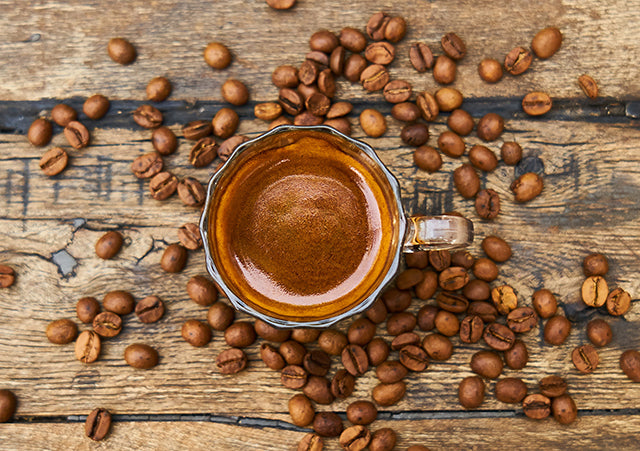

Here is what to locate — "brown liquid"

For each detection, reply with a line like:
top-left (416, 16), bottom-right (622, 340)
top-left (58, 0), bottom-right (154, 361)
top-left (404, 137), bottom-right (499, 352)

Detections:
top-left (209, 132), bottom-right (398, 321)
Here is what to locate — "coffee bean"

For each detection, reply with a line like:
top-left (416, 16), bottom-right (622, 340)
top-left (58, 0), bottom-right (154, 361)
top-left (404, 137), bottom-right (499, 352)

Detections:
top-left (552, 394), bottom-right (577, 425)
top-left (391, 332), bottom-right (420, 351)
top-left (583, 253), bottom-right (609, 277)
top-left (539, 375), bottom-right (567, 398)
top-left (523, 394), bottom-right (551, 420)
top-left (359, 108), bottom-right (386, 137)
top-left (182, 319), bottom-right (211, 347)
top-left (317, 329), bottom-right (347, 356)
top-left (433, 55), bottom-right (456, 84)
top-left (376, 360), bottom-right (408, 384)
top-left (298, 60), bottom-right (319, 87)
top-left (178, 223), bottom-right (203, 250)
top-left (365, 42), bottom-right (395, 65)
top-left (219, 135), bottom-right (249, 161)
top-left (94, 231), bottom-right (124, 261)
top-left (405, 251), bottom-right (428, 268)
top-left (463, 280), bottom-right (490, 301)
top-left (85, 408), bottom-right (111, 441)
top-left (207, 302), bottom-right (235, 331)
top-left (298, 433), bottom-right (323, 451)
top-left (108, 37), bottom-right (136, 64)
top-left (280, 340), bottom-right (307, 365)
top-left (386, 312), bottom-right (417, 337)
top-left (620, 350), bottom-right (640, 382)
top-left (345, 400), bottom-right (377, 426)
top-left (125, 343), bottom-right (159, 369)
top-left (221, 79), bottom-right (249, 106)
top-left (27, 118), bottom-right (52, 147)
top-left (324, 101), bottom-right (352, 119)
top-left (481, 235), bottom-right (511, 262)
top-left (160, 243), bottom-right (187, 273)
top-left (281, 364), bottom-right (307, 389)
top-left (92, 311), bottom-right (122, 338)
top-left (367, 337), bottom-right (390, 366)
top-left (478, 58), bottom-right (503, 83)
top-left (278, 88), bottom-right (304, 115)
top-left (460, 315), bottom-right (484, 344)
top-left (46, 318), bottom-right (78, 344)
top-left (260, 343), bottom-right (286, 371)
top-left (131, 152), bottom-right (163, 179)
top-left (414, 146), bottom-right (442, 173)
top-left (39, 147), bottom-right (68, 176)
top-left (216, 348), bottom-right (248, 375)
top-left (501, 141), bottom-right (522, 165)
top-left (304, 93), bottom-right (330, 117)
top-left (83, 94), bottom-right (110, 120)
top-left (291, 328), bottom-right (321, 344)
top-left (470, 350), bottom-right (503, 379)
top-left (422, 333), bottom-right (453, 360)
top-left (382, 288), bottom-right (412, 312)
top-left (504, 47), bottom-right (532, 75)
top-left (266, 0), bottom-right (296, 10)
top-left (360, 64), bottom-right (390, 92)
top-left (103, 290), bottom-right (134, 315)
top-left (303, 375), bottom-right (334, 405)
top-left (177, 177), bottom-right (206, 207)
top-left (342, 344), bottom-right (369, 376)
top-left (607, 287), bottom-right (631, 316)
top-left (581, 275), bottom-right (608, 307)
top-left (453, 164), bottom-right (480, 198)
top-left (435, 87), bottom-right (463, 112)
top-left (338, 27), bottom-right (366, 53)
top-left (416, 92), bottom-right (439, 122)
top-left (183, 120), bottom-right (213, 141)
top-left (504, 339), bottom-right (529, 370)
top-left (532, 289), bottom-right (557, 318)
top-left (135, 295), bottom-right (165, 323)
top-left (341, 54), bottom-right (366, 83)
top-left (339, 425), bottom-right (371, 451)
top-left (212, 108), bottom-right (239, 139)
top-left (225, 321), bottom-right (256, 348)
top-left (384, 80), bottom-right (412, 104)
top-left (75, 330), bottom-right (101, 363)
top-left (390, 102), bottom-right (419, 123)
top-left (531, 27), bottom-right (562, 59)
top-left (468, 301), bottom-right (498, 323)
top-left (77, 297), bottom-right (100, 323)
top-left (458, 376), bottom-right (484, 409)
top-left (295, 111), bottom-right (323, 126)
top-left (190, 136), bottom-right (218, 167)
top-left (475, 189), bottom-right (501, 220)
top-left (441, 32), bottom-right (466, 60)
top-left (544, 315), bottom-right (572, 346)
top-left (447, 109), bottom-right (474, 136)
top-left (255, 319), bottom-right (290, 342)
top-left (473, 258), bottom-right (499, 282)
top-left (0, 390), bottom-right (16, 423)
top-left (429, 250), bottom-right (451, 271)
top-left (329, 46), bottom-right (346, 75)
top-left (133, 105), bottom-right (163, 129)
top-left (272, 65), bottom-right (299, 89)
top-left (288, 394), bottom-right (315, 427)
top-left (399, 345), bottom-right (429, 372)
top-left (438, 131), bottom-right (465, 158)
top-left (587, 318), bottom-right (612, 347)
top-left (64, 120), bottom-right (90, 148)
top-left (385, 16), bottom-right (406, 42)
top-left (303, 350), bottom-right (332, 377)
top-left (309, 29), bottom-right (338, 53)
top-left (495, 377), bottom-right (528, 404)
top-left (366, 11), bottom-right (390, 41)
top-left (483, 322), bottom-right (515, 351)
top-left (254, 102), bottom-right (283, 121)
top-left (490, 285), bottom-right (517, 315)
top-left (148, 171), bottom-right (177, 200)
top-left (436, 292), bottom-right (469, 314)
top-left (578, 74), bottom-right (599, 99)
top-left (347, 318), bottom-right (376, 346)
top-left (204, 42), bottom-right (232, 69)
top-left (409, 42), bottom-right (434, 73)
top-left (146, 76), bottom-right (172, 102)
top-left (572, 344), bottom-right (599, 374)
top-left (522, 92), bottom-right (552, 116)
top-left (507, 307), bottom-right (537, 333)
top-left (476, 113), bottom-right (503, 141)
top-left (400, 123), bottom-right (429, 147)
top-left (468, 145), bottom-right (498, 172)
top-left (51, 104), bottom-right (77, 126)
top-left (331, 369), bottom-right (355, 399)
top-left (373, 381), bottom-right (406, 406)
top-left (313, 411), bottom-right (343, 437)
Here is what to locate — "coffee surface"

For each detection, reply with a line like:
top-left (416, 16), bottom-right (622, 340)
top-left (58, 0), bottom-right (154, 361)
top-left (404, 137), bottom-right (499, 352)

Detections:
top-left (211, 134), bottom-right (396, 320)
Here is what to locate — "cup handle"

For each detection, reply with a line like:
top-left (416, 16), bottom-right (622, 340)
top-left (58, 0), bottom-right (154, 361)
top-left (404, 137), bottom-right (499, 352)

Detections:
top-left (403, 215), bottom-right (474, 252)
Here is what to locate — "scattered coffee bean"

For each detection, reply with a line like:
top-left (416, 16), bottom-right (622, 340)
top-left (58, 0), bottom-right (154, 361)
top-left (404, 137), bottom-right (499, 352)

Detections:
top-left (0, 389), bottom-right (16, 423)
top-left (102, 290), bottom-right (134, 315)
top-left (471, 350), bottom-right (504, 379)
top-left (282, 365), bottom-right (307, 389)
top-left (221, 79), bottom-right (249, 106)
top-left (459, 315), bottom-right (484, 344)
top-left (146, 76), bottom-right (172, 102)
top-left (522, 394), bottom-right (551, 420)
top-left (64, 120), bottom-right (90, 149)
top-left (76, 297), bottom-right (100, 323)
top-left (475, 189), bottom-right (501, 220)
top-left (75, 330), bottom-right (101, 363)
top-left (317, 329), bottom-right (347, 356)
top-left (501, 141), bottom-right (523, 165)
top-left (280, 340), bottom-right (307, 365)
top-left (478, 58), bottom-right (503, 83)
top-left (348, 318), bottom-right (377, 346)
top-left (481, 235), bottom-right (511, 262)
top-left (384, 16), bottom-right (406, 42)
top-left (511, 172), bottom-right (543, 202)
top-left (254, 319), bottom-right (290, 343)
top-left (303, 350), bottom-right (332, 377)
top-left (313, 411), bottom-right (343, 437)
top-left (572, 344), bottom-right (599, 374)
top-left (491, 286), bottom-right (518, 315)
top-left (339, 27), bottom-right (367, 53)
top-left (463, 280), bottom-right (490, 301)
top-left (131, 152), bottom-right (163, 179)
top-left (383, 80), bottom-right (412, 104)
top-left (149, 171), bottom-right (178, 200)
top-left (606, 287), bottom-right (631, 316)
top-left (370, 427), bottom-right (396, 451)
top-left (288, 394), bottom-right (315, 427)
top-left (108, 37), bottom-right (136, 65)
top-left (309, 29), bottom-right (338, 53)
top-left (504, 339), bottom-right (529, 369)
top-left (46, 318), bottom-right (78, 345)
top-left (578, 74), bottom-right (599, 99)
top-left (178, 223), bottom-right (203, 250)
top-left (182, 319), bottom-right (211, 347)
top-left (441, 32), bottom-right (466, 60)
top-left (544, 315), bottom-right (572, 346)
top-left (448, 109), bottom-right (474, 136)
top-left (391, 332), bottom-right (420, 350)
top-left (453, 164), bottom-right (480, 198)
top-left (95, 231), bottom-right (123, 259)
top-left (587, 318), bottom-right (612, 347)
top-left (225, 321), bottom-right (256, 348)
top-left (212, 108), bottom-right (239, 139)
top-left (414, 146), bottom-right (442, 172)
top-left (360, 64), bottom-right (390, 91)
top-left (438, 131), bottom-right (465, 157)
top-left (468, 301), bottom-right (498, 323)
top-left (583, 253), bottom-right (609, 277)
top-left (438, 267), bottom-right (470, 292)
top-left (581, 275), bottom-right (608, 307)
top-left (392, 101), bottom-right (421, 122)
top-left (366, 11), bottom-right (390, 41)
top-left (342, 344), bottom-right (369, 376)
top-left (620, 350), bottom-right (640, 382)
top-left (92, 311), bottom-right (123, 338)
top-left (399, 345), bottom-right (429, 372)
top-left (430, 250), bottom-right (452, 272)
top-left (458, 376), bottom-right (484, 409)
top-left (435, 87), bottom-right (463, 112)
top-left (373, 381), bottom-right (406, 406)
top-left (85, 407), bottom-right (111, 441)
top-left (422, 333), bottom-right (453, 360)
top-left (409, 42), bottom-right (434, 72)
top-left (135, 295), bottom-right (165, 323)
top-left (552, 394), bottom-right (577, 425)
top-left (495, 377), bottom-right (528, 403)
top-left (406, 251), bottom-right (429, 269)
top-left (483, 322), bottom-right (515, 351)
top-left (367, 337), bottom-right (390, 366)
top-left (260, 343), bottom-right (286, 371)
top-left (476, 113), bottom-right (504, 141)
top-left (539, 375), bottom-right (567, 398)
top-left (376, 360), bottom-right (408, 384)
top-left (522, 91), bottom-right (552, 116)
top-left (39, 147), bottom-right (68, 176)
top-left (507, 307), bottom-right (537, 333)
top-left (473, 258), bottom-right (499, 282)
top-left (177, 177), bottom-right (206, 207)
top-left (329, 46), bottom-right (346, 75)
top-left (51, 104), bottom-right (77, 126)
top-left (339, 425), bottom-right (371, 451)
top-left (291, 328), bottom-right (321, 344)
top-left (365, 42), bottom-right (395, 65)
top-left (531, 27), bottom-right (563, 59)
top-left (532, 289), bottom-right (557, 318)
top-left (303, 375), bottom-right (334, 405)
top-left (183, 120), bottom-right (213, 141)
top-left (255, 102), bottom-right (283, 121)
top-left (504, 47), bottom-right (532, 75)
top-left (217, 348), bottom-right (248, 375)
top-left (133, 105), bottom-right (163, 129)
top-left (468, 145), bottom-right (498, 171)
top-left (204, 42), bottom-right (232, 69)
top-left (186, 275), bottom-right (218, 307)
top-left (124, 343), bottom-right (159, 369)
top-left (332, 369), bottom-right (356, 399)
top-left (416, 92), bottom-right (439, 122)
top-left (161, 243), bottom-right (188, 273)
top-left (207, 302), bottom-right (235, 331)
top-left (218, 135), bottom-right (249, 161)
top-left (298, 433), bottom-right (323, 451)
top-left (359, 108), bottom-right (387, 137)
top-left (433, 55), bottom-right (456, 84)
top-left (83, 94), bottom-right (110, 120)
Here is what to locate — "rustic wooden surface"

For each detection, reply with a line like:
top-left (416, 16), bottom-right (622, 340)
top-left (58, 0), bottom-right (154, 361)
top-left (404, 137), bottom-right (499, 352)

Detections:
top-left (1, 0), bottom-right (639, 449)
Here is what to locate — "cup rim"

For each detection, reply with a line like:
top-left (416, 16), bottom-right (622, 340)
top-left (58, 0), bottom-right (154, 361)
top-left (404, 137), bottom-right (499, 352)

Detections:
top-left (199, 125), bottom-right (407, 327)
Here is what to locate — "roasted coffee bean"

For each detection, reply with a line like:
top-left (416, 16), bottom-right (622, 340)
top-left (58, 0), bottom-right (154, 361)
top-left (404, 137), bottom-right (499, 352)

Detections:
top-left (203, 41), bottom-right (232, 69)
top-left (103, 290), bottom-right (134, 315)
top-left (360, 108), bottom-right (387, 137)
top-left (298, 433), bottom-right (323, 451)
top-left (131, 152), bottom-right (163, 179)
top-left (578, 74), bottom-right (599, 99)
top-left (342, 344), bottom-right (369, 376)
top-left (190, 137), bottom-right (219, 167)
top-left (324, 118), bottom-right (351, 135)
top-left (438, 131), bottom-right (465, 158)
top-left (436, 292), bottom-right (469, 313)
top-left (478, 58), bottom-right (503, 83)
top-left (207, 302), bottom-right (235, 331)
top-left (532, 27), bottom-right (563, 59)
top-left (587, 318), bottom-right (613, 347)
top-left (382, 288), bottom-right (412, 313)
top-left (468, 301), bottom-right (498, 323)
top-left (471, 350), bottom-right (503, 379)
top-left (384, 80), bottom-right (412, 104)
top-left (160, 243), bottom-right (187, 272)
top-left (376, 360), bottom-right (408, 384)
top-left (367, 337), bottom-right (390, 366)
top-left (435, 311), bottom-right (460, 336)
top-left (178, 223), bottom-right (203, 250)
top-left (399, 345), bottom-right (429, 372)
top-left (495, 378), bottom-right (528, 404)
top-left (346, 400), bottom-right (377, 426)
top-left (332, 369), bottom-right (356, 399)
top-left (280, 340), bottom-right (307, 366)
top-left (217, 348), bottom-right (248, 375)
top-left (409, 42), bottom-right (434, 72)
top-left (266, 0), bottom-right (296, 10)
top-left (463, 280), bottom-right (490, 301)
top-left (460, 315), bottom-right (484, 344)
top-left (85, 407), bottom-right (111, 441)
top-left (522, 91), bottom-right (552, 116)
top-left (77, 297), bottom-right (100, 323)
top-left (539, 375), bottom-right (567, 398)
top-left (278, 88), bottom-right (304, 115)
top-left (583, 253), bottom-right (609, 277)
top-left (318, 329), bottom-right (348, 356)
top-left (221, 79), bottom-right (249, 106)
top-left (212, 108), bottom-right (239, 139)
top-left (108, 37), bottom-right (136, 64)
top-left (481, 236), bottom-right (511, 262)
top-left (51, 103), bottom-right (77, 126)
top-left (124, 343), bottom-right (159, 369)
top-left (552, 394), bottom-right (577, 425)
top-left (177, 177), bottom-right (206, 207)
top-left (133, 105), bottom-right (163, 129)
top-left (458, 376), bottom-right (484, 409)
top-left (83, 94), bottom-right (110, 120)
top-left (296, 83), bottom-right (319, 102)
top-left (523, 394), bottom-right (551, 420)
top-left (392, 101), bottom-right (421, 122)
top-left (366, 11), bottom-right (390, 41)
top-left (146, 76), bottom-right (172, 102)
top-left (64, 121), bottom-right (90, 148)
top-left (329, 46), bottom-right (346, 75)
top-left (429, 250), bottom-right (451, 272)
top-left (491, 285), bottom-right (518, 316)
top-left (135, 295), bottom-right (165, 323)
top-left (360, 64), bottom-right (390, 92)
top-left (218, 135), bottom-right (248, 161)
top-left (305, 93), bottom-right (331, 117)
top-left (544, 315), bottom-right (572, 346)
top-left (348, 318), bottom-right (377, 346)
top-left (581, 275), bottom-right (608, 307)
top-left (414, 146), bottom-right (442, 173)
top-left (469, 145), bottom-right (498, 172)
top-left (433, 55), bottom-right (456, 84)
top-left (299, 60), bottom-right (319, 86)
top-left (313, 411), bottom-right (343, 437)
top-left (75, 330), bottom-right (101, 363)
top-left (473, 258), bottom-right (499, 282)
top-left (405, 251), bottom-right (429, 268)
top-left (46, 318), bottom-right (78, 344)
top-left (303, 350), bottom-right (331, 377)
top-left (476, 113), bottom-right (503, 141)
top-left (92, 311), bottom-right (122, 338)
top-left (453, 164), bottom-right (480, 199)
top-left (396, 268), bottom-right (424, 290)
top-left (326, 101), bottom-right (353, 119)
top-left (448, 109), bottom-right (474, 136)
top-left (607, 287), bottom-right (631, 316)
top-left (391, 332), bottom-right (420, 350)
top-left (507, 307), bottom-right (537, 333)
top-left (309, 29), bottom-right (338, 53)
top-left (532, 289), bottom-right (557, 318)
top-left (339, 425), bottom-right (371, 451)
top-left (0, 390), bottom-right (16, 423)
top-left (384, 16), bottom-right (406, 42)
top-left (620, 350), bottom-right (640, 382)
top-left (303, 375), bottom-right (334, 405)
top-left (344, 54), bottom-right (368, 83)
top-left (365, 42), bottom-right (395, 65)
top-left (182, 319), bottom-right (211, 347)
top-left (289, 394), bottom-right (315, 427)
top-left (476, 188), bottom-right (501, 220)
top-left (416, 92), bottom-right (439, 122)
top-left (291, 328), bottom-right (321, 344)
top-left (260, 343), bottom-right (286, 370)
top-left (183, 120), bottom-right (213, 141)
top-left (387, 312), bottom-right (417, 336)
top-left (272, 65), bottom-right (299, 88)
top-left (39, 147), bottom-right (68, 176)
top-left (422, 333), bottom-right (453, 360)
top-left (572, 344), bottom-right (599, 374)
top-left (504, 47), bottom-right (532, 75)
top-left (254, 102), bottom-right (283, 121)
top-left (483, 322), bottom-right (515, 351)
top-left (435, 87), bottom-right (463, 112)
top-left (401, 123), bottom-right (429, 147)
top-left (373, 381), bottom-right (406, 406)
top-left (225, 321), bottom-right (256, 348)
top-left (340, 27), bottom-right (367, 53)
top-left (254, 319), bottom-right (290, 342)
top-left (441, 32), bottom-right (466, 60)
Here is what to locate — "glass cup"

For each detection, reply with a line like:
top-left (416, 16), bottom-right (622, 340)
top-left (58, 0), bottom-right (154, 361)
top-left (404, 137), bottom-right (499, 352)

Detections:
top-left (200, 125), bottom-right (473, 328)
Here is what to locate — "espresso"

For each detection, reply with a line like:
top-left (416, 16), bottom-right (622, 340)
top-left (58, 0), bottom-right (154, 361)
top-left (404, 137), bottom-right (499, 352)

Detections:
top-left (209, 131), bottom-right (398, 321)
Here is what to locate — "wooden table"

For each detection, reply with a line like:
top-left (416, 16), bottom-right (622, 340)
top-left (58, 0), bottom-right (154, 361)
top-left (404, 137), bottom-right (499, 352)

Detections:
top-left (1, 0), bottom-right (639, 449)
